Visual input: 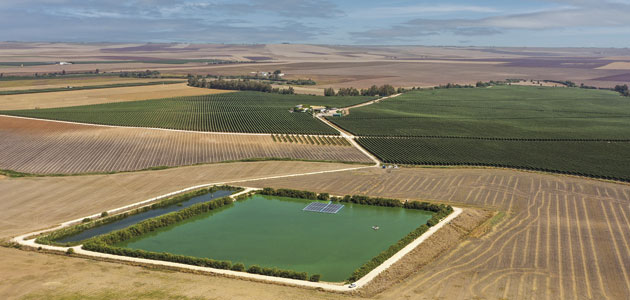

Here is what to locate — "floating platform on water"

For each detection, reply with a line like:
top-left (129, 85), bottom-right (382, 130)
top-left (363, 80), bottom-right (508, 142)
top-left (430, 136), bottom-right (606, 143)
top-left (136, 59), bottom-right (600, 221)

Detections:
top-left (303, 201), bottom-right (344, 214)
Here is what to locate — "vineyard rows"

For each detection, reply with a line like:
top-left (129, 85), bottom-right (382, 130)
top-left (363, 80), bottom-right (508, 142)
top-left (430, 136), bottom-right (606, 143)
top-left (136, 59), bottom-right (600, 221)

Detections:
top-left (1, 91), bottom-right (374, 135)
top-left (328, 86), bottom-right (630, 139)
top-left (357, 137), bottom-right (630, 181)
top-left (0, 116), bottom-right (372, 174)
top-left (271, 134), bottom-right (352, 146)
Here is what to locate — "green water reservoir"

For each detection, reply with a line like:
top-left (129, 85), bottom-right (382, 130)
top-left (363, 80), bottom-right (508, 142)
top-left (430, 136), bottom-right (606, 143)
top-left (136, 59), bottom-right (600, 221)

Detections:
top-left (116, 195), bottom-right (433, 281)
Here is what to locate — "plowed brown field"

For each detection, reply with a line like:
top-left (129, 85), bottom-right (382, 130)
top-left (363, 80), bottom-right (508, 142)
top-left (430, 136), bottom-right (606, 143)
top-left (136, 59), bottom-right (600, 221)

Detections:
top-left (247, 167), bottom-right (630, 299)
top-left (0, 116), bottom-right (371, 174)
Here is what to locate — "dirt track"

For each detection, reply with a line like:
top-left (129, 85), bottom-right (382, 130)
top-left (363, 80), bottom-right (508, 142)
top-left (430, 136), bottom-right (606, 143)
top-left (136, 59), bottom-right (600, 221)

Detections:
top-left (0, 116), bottom-right (372, 174)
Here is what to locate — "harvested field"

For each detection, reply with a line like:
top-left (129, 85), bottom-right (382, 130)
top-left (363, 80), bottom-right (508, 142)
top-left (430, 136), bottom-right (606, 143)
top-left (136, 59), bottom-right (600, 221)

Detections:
top-left (0, 161), bottom-right (358, 239)
top-left (0, 76), bottom-right (176, 91)
top-left (0, 83), bottom-right (230, 110)
top-left (0, 116), bottom-right (371, 174)
top-left (246, 167), bottom-right (630, 299)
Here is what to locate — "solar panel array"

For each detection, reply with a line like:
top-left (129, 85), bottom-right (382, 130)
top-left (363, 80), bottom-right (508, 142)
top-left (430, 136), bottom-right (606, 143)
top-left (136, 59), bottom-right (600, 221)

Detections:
top-left (303, 201), bottom-right (344, 214)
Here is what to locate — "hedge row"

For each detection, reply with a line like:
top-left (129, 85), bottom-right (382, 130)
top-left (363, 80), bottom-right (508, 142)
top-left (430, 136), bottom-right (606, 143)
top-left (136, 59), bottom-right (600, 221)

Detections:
top-left (83, 194), bottom-right (319, 282)
top-left (259, 187), bottom-right (318, 200)
top-left (36, 185), bottom-right (242, 246)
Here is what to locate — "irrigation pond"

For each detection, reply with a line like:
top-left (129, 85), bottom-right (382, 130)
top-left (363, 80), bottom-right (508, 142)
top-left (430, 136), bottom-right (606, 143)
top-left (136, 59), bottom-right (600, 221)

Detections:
top-left (115, 194), bottom-right (433, 281)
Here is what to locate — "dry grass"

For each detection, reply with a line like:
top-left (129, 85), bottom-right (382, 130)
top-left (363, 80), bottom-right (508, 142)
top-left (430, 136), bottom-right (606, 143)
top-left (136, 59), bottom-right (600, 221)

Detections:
top-left (247, 167), bottom-right (630, 299)
top-left (0, 83), bottom-right (230, 110)
top-left (0, 116), bottom-right (371, 174)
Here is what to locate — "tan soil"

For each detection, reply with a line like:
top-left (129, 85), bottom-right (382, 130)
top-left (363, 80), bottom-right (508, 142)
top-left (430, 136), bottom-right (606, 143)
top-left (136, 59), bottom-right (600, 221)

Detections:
top-left (0, 83), bottom-right (231, 110)
top-left (0, 116), bottom-right (371, 174)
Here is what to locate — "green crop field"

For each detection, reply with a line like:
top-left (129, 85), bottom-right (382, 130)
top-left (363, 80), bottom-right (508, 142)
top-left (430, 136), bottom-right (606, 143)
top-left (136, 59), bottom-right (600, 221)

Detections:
top-left (334, 86), bottom-right (630, 181)
top-left (328, 86), bottom-right (630, 139)
top-left (358, 137), bottom-right (630, 181)
top-left (1, 92), bottom-right (373, 135)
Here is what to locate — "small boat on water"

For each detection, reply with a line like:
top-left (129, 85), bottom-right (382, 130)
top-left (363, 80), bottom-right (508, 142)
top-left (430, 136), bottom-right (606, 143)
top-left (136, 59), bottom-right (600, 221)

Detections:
top-left (372, 226), bottom-right (380, 230)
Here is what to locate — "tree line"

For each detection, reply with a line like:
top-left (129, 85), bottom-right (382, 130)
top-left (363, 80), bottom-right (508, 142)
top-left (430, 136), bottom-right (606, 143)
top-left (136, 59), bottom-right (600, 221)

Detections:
top-left (324, 84), bottom-right (398, 97)
top-left (187, 76), bottom-right (295, 94)
top-left (119, 70), bottom-right (161, 78)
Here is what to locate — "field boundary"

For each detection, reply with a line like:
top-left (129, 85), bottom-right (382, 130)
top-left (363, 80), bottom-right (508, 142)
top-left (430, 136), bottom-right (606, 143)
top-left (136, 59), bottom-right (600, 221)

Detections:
top-left (10, 164), bottom-right (466, 292)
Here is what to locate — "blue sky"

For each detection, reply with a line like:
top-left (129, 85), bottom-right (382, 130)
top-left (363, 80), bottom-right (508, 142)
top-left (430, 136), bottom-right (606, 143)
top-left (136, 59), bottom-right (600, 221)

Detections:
top-left (1, 0), bottom-right (629, 47)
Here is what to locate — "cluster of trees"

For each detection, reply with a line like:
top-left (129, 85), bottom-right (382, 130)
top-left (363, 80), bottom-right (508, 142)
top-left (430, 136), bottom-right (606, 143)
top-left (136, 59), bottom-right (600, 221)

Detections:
top-left (324, 85), bottom-right (397, 97)
top-left (259, 187), bottom-right (318, 200)
top-left (336, 87), bottom-right (361, 96)
top-left (437, 83), bottom-right (475, 89)
top-left (544, 80), bottom-right (577, 87)
top-left (205, 73), bottom-right (316, 85)
top-left (333, 195), bottom-right (402, 207)
top-left (188, 77), bottom-right (295, 94)
top-left (615, 84), bottom-right (629, 96)
top-left (120, 70), bottom-right (160, 78)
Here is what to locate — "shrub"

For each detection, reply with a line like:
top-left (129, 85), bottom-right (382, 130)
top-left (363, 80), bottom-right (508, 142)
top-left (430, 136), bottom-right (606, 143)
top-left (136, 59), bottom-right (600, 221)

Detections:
top-left (247, 265), bottom-right (262, 274)
top-left (309, 274), bottom-right (321, 282)
top-left (101, 211), bottom-right (109, 217)
top-left (82, 218), bottom-right (91, 223)
top-left (231, 263), bottom-right (245, 271)
top-left (66, 248), bottom-right (75, 255)
top-left (317, 193), bottom-right (330, 201)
